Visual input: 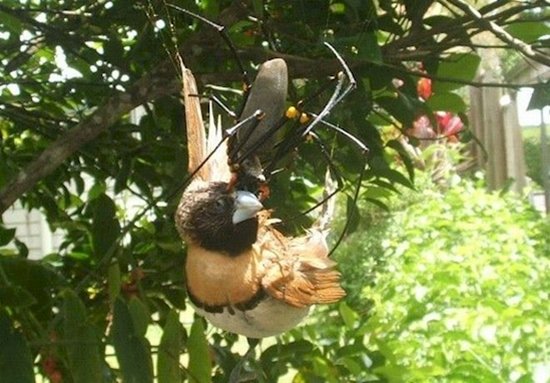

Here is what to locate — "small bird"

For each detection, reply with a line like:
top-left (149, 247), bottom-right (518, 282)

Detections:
top-left (175, 59), bottom-right (345, 338)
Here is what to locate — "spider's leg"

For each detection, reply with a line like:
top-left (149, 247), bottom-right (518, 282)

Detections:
top-left (166, 4), bottom-right (251, 87)
top-left (328, 162), bottom-right (367, 257)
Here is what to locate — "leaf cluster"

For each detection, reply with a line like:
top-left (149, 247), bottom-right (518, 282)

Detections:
top-left (326, 176), bottom-right (550, 382)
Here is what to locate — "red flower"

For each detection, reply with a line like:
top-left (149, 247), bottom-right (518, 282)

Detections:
top-left (417, 77), bottom-right (432, 100)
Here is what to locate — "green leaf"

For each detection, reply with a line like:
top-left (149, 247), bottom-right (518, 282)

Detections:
top-left (104, 35), bottom-right (125, 67)
top-left (345, 195), bottom-right (361, 235)
top-left (88, 182), bottom-right (106, 200)
top-left (339, 301), bottom-right (358, 329)
top-left (0, 257), bottom-right (65, 308)
top-left (339, 356), bottom-right (363, 375)
top-left (373, 363), bottom-right (408, 382)
top-left (0, 286), bottom-right (36, 308)
top-left (158, 310), bottom-right (184, 383)
top-left (379, 168), bottom-right (414, 189)
top-left (329, 3), bottom-right (346, 14)
top-left (187, 318), bottom-right (211, 383)
top-left (66, 251), bottom-right (91, 261)
top-left (448, 362), bottom-right (501, 382)
top-left (13, 239), bottom-right (28, 258)
top-left (357, 31), bottom-right (383, 63)
top-left (366, 197), bottom-right (390, 211)
top-left (433, 53), bottom-right (481, 93)
top-left (108, 262), bottom-right (121, 305)
top-left (128, 297), bottom-right (150, 337)
top-left (0, 11), bottom-right (23, 34)
top-left (91, 194), bottom-right (120, 257)
top-left (378, 13), bottom-right (404, 35)
top-left (62, 290), bottom-right (103, 383)
top-left (0, 311), bottom-right (34, 383)
top-left (0, 226), bottom-right (16, 246)
top-left (114, 158), bottom-right (133, 194)
top-left (426, 92), bottom-right (467, 113)
top-left (112, 298), bottom-right (153, 383)
top-left (376, 91), bottom-right (423, 127)
top-left (385, 139), bottom-right (415, 181)
top-left (505, 21), bottom-right (550, 43)
top-left (334, 31), bottom-right (382, 63)
top-left (260, 340), bottom-right (313, 365)
top-left (424, 15), bottom-right (455, 28)
top-left (251, 0), bottom-right (263, 18)
top-left (527, 82), bottom-right (550, 110)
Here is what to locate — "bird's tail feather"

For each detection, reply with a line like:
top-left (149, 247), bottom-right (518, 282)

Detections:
top-left (311, 168), bottom-right (337, 234)
top-left (206, 102), bottom-right (231, 181)
top-left (180, 58), bottom-right (230, 183)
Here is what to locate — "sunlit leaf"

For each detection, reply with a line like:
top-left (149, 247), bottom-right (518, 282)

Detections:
top-left (339, 301), bottom-right (358, 329)
top-left (128, 297), bottom-right (150, 337)
top-left (62, 290), bottom-right (103, 383)
top-left (433, 53), bottom-right (481, 93)
top-left (187, 318), bottom-right (212, 383)
top-left (158, 310), bottom-right (184, 383)
top-left (112, 298), bottom-right (153, 383)
top-left (505, 21), bottom-right (550, 43)
top-left (426, 92), bottom-right (467, 113)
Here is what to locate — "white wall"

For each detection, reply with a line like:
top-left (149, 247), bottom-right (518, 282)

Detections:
top-left (2, 201), bottom-right (64, 260)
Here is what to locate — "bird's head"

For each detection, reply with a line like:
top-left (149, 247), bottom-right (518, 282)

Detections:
top-left (176, 182), bottom-right (263, 256)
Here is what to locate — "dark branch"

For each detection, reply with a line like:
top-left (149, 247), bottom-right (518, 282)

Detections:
top-left (0, 62), bottom-right (179, 215)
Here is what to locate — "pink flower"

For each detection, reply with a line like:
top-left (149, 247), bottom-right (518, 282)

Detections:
top-left (408, 115), bottom-right (436, 139)
top-left (435, 112), bottom-right (463, 137)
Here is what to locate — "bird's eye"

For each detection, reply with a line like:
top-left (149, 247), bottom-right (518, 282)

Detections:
top-left (215, 198), bottom-right (227, 210)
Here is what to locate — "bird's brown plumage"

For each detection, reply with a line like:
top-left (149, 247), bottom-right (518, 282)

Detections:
top-left (175, 58), bottom-right (345, 336)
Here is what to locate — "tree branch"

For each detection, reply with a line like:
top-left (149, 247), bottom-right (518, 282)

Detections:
top-left (197, 47), bottom-right (547, 90)
top-left (0, 62), bottom-right (180, 215)
top-left (444, 0), bottom-right (550, 67)
top-left (0, 0), bottom-right (250, 215)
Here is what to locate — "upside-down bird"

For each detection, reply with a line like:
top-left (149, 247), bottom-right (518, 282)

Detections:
top-left (175, 58), bottom-right (345, 338)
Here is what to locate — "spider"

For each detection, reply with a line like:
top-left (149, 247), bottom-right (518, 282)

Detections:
top-left (161, 3), bottom-right (369, 249)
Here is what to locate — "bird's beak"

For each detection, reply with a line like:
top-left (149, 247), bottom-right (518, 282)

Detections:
top-left (233, 191), bottom-right (263, 224)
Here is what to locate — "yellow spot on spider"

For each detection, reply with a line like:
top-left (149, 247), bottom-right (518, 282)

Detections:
top-left (299, 113), bottom-right (310, 124)
top-left (285, 106), bottom-right (299, 119)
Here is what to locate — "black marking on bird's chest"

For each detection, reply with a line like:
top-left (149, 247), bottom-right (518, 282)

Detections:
top-left (198, 218), bottom-right (259, 256)
top-left (187, 287), bottom-right (267, 314)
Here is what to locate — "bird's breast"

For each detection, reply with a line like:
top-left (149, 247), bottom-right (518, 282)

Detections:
top-left (193, 297), bottom-right (310, 338)
top-left (185, 244), bottom-right (263, 308)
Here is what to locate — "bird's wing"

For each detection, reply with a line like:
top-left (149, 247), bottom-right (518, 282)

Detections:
top-left (181, 59), bottom-right (230, 183)
top-left (257, 213), bottom-right (345, 308)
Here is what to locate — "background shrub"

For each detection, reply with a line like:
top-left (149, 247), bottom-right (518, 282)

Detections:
top-left (311, 176), bottom-right (550, 382)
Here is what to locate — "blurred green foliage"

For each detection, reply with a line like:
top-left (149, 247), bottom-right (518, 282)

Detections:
top-left (323, 173), bottom-right (550, 382)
